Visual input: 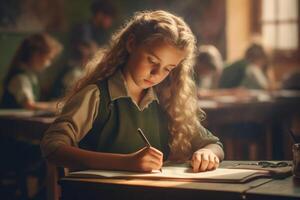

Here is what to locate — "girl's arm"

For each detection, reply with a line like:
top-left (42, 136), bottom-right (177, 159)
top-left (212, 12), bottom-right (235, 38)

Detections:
top-left (47, 145), bottom-right (129, 170)
top-left (47, 144), bottom-right (163, 172)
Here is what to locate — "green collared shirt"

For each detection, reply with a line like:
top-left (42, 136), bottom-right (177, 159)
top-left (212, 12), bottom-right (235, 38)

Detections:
top-left (108, 70), bottom-right (159, 110)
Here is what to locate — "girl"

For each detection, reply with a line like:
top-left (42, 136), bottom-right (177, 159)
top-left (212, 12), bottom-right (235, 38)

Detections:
top-left (41, 10), bottom-right (224, 173)
top-left (0, 33), bottom-right (62, 110)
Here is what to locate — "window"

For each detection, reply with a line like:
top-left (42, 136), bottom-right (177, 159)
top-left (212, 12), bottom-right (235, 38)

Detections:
top-left (261, 0), bottom-right (299, 51)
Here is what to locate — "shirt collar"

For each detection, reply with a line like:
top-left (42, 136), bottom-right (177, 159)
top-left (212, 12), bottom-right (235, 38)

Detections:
top-left (108, 70), bottom-right (159, 110)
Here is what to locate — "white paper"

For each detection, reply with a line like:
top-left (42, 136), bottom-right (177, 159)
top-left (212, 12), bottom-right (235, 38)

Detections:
top-left (68, 166), bottom-right (268, 182)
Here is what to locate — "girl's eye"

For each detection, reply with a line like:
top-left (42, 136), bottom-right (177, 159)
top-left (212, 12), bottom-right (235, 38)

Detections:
top-left (148, 57), bottom-right (157, 65)
top-left (164, 68), bottom-right (172, 72)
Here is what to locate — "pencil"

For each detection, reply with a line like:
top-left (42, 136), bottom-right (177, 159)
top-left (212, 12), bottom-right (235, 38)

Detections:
top-left (137, 128), bottom-right (162, 172)
top-left (137, 128), bottom-right (151, 148)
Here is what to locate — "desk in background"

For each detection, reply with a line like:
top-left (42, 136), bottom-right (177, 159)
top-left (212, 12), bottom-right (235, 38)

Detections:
top-left (200, 90), bottom-right (300, 160)
top-left (0, 110), bottom-right (55, 199)
top-left (0, 109), bottom-right (55, 142)
top-left (59, 161), bottom-right (300, 200)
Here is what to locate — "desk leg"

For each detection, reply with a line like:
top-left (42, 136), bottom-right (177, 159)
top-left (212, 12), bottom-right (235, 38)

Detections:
top-left (272, 119), bottom-right (283, 160)
top-left (46, 162), bottom-right (60, 200)
top-left (271, 116), bottom-right (288, 160)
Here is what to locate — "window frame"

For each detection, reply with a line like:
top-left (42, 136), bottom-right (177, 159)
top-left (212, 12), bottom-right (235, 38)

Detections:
top-left (252, 0), bottom-right (300, 61)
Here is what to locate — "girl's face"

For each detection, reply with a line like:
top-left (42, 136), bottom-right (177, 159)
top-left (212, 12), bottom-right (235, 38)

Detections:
top-left (31, 53), bottom-right (53, 72)
top-left (124, 38), bottom-right (186, 91)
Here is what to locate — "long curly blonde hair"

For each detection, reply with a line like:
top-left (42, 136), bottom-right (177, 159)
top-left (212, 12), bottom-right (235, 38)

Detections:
top-left (65, 10), bottom-right (205, 161)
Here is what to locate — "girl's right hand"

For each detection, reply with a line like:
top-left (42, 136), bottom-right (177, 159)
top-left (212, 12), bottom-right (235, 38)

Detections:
top-left (127, 147), bottom-right (163, 172)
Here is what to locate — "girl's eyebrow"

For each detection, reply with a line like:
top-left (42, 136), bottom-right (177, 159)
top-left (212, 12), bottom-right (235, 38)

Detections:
top-left (148, 50), bottom-right (177, 67)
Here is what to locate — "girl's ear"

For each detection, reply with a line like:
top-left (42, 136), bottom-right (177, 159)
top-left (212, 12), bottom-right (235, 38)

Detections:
top-left (126, 34), bottom-right (136, 53)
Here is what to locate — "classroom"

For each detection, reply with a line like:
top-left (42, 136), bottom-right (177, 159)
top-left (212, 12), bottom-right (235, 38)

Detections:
top-left (0, 0), bottom-right (299, 199)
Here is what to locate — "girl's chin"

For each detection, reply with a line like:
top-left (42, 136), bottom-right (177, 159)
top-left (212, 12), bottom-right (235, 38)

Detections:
top-left (141, 85), bottom-right (151, 89)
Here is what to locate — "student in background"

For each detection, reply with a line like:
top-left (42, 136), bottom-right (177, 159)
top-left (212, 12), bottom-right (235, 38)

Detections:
top-left (219, 43), bottom-right (276, 90)
top-left (41, 10), bottom-right (224, 173)
top-left (51, 41), bottom-right (98, 98)
top-left (281, 69), bottom-right (300, 90)
top-left (194, 45), bottom-right (227, 98)
top-left (194, 45), bottom-right (223, 90)
top-left (0, 33), bottom-right (62, 111)
top-left (70, 0), bottom-right (117, 48)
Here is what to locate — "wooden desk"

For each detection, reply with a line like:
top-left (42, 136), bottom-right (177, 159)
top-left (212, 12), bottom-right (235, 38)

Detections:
top-left (0, 110), bottom-right (55, 199)
top-left (246, 176), bottom-right (300, 200)
top-left (0, 110), bottom-right (55, 142)
top-left (200, 90), bottom-right (300, 160)
top-left (201, 90), bottom-right (300, 127)
top-left (59, 161), bottom-right (297, 200)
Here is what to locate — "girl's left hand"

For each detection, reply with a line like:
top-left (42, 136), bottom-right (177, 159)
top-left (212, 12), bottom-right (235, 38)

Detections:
top-left (191, 148), bottom-right (220, 172)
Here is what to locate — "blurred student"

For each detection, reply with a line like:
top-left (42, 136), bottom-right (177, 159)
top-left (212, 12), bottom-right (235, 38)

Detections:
top-left (194, 45), bottom-right (223, 89)
top-left (194, 45), bottom-right (223, 98)
top-left (70, 0), bottom-right (117, 48)
top-left (281, 69), bottom-right (300, 90)
top-left (0, 33), bottom-right (62, 111)
top-left (219, 43), bottom-right (275, 90)
top-left (194, 45), bottom-right (227, 98)
top-left (51, 41), bottom-right (97, 98)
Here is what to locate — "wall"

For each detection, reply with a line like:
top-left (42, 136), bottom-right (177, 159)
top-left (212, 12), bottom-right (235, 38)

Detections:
top-left (226, 0), bottom-right (252, 62)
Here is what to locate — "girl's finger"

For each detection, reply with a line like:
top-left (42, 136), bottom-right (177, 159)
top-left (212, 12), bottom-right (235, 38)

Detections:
top-left (192, 153), bottom-right (201, 172)
top-left (149, 147), bottom-right (163, 155)
top-left (146, 152), bottom-right (163, 167)
top-left (149, 159), bottom-right (163, 170)
top-left (214, 156), bottom-right (220, 169)
top-left (206, 154), bottom-right (216, 170)
top-left (199, 153), bottom-right (209, 171)
top-left (139, 154), bottom-right (162, 172)
top-left (148, 148), bottom-right (163, 161)
top-left (142, 156), bottom-right (162, 171)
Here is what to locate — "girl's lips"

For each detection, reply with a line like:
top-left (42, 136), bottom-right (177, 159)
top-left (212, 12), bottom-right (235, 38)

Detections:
top-left (144, 79), bottom-right (154, 85)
